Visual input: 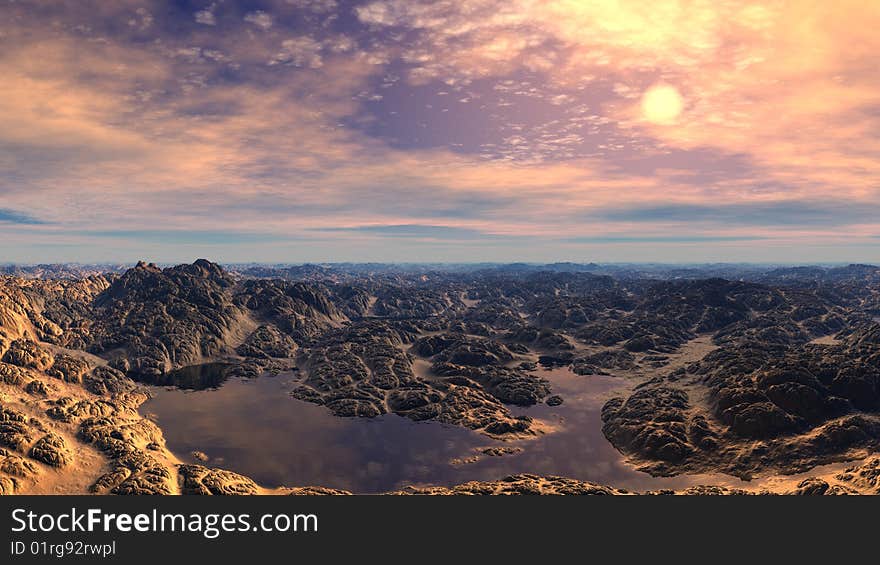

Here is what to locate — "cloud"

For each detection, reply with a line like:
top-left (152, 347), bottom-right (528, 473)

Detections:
top-left (194, 4), bottom-right (217, 26)
top-left (351, 0), bottom-right (880, 195)
top-left (270, 37), bottom-right (325, 67)
top-left (594, 201), bottom-right (880, 228)
top-left (285, 0), bottom-right (338, 14)
top-left (0, 209), bottom-right (44, 225)
top-left (0, 0), bottom-right (877, 263)
top-left (244, 11), bottom-right (273, 30)
top-left (78, 230), bottom-right (283, 245)
top-left (316, 224), bottom-right (497, 240)
top-left (563, 235), bottom-right (761, 244)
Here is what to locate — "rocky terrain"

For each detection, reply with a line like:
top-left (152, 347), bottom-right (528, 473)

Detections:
top-left (3, 260), bottom-right (880, 494)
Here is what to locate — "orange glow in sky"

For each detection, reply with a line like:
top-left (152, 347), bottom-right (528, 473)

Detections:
top-left (0, 1), bottom-right (878, 263)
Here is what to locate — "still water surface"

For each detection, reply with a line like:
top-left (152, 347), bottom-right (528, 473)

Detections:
top-left (141, 366), bottom-right (746, 493)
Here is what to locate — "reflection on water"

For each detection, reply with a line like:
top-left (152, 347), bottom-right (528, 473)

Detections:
top-left (141, 367), bottom-right (748, 493)
top-left (151, 363), bottom-right (232, 390)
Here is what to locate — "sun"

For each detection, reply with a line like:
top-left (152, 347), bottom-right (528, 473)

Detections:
top-left (641, 84), bottom-right (684, 124)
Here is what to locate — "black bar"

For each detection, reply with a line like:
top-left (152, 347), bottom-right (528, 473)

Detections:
top-left (0, 495), bottom-right (873, 562)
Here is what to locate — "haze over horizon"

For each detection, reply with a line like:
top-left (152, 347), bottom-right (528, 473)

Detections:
top-left (1, 1), bottom-right (879, 263)
top-left (3, 258), bottom-right (878, 272)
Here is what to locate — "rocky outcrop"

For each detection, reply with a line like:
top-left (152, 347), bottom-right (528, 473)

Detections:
top-left (0, 406), bottom-right (36, 452)
top-left (602, 320), bottom-right (880, 477)
top-left (2, 339), bottom-right (53, 372)
top-left (47, 353), bottom-right (90, 384)
top-left (602, 387), bottom-right (705, 468)
top-left (236, 324), bottom-right (298, 359)
top-left (572, 349), bottom-right (636, 375)
top-left (80, 416), bottom-right (174, 495)
top-left (29, 433), bottom-right (70, 467)
top-left (178, 464), bottom-right (259, 495)
top-left (414, 333), bottom-right (515, 366)
top-left (391, 474), bottom-right (627, 495)
top-left (79, 261), bottom-right (347, 381)
top-left (291, 322), bottom-right (542, 437)
top-left (88, 260), bottom-right (248, 379)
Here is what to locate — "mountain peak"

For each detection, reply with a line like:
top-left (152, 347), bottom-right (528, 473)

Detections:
top-left (133, 260), bottom-right (161, 273)
top-left (172, 259), bottom-right (226, 279)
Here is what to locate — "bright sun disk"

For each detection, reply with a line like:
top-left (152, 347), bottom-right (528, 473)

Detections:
top-left (641, 84), bottom-right (683, 124)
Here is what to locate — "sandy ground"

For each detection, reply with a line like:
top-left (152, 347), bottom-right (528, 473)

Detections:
top-left (0, 379), bottom-right (109, 494)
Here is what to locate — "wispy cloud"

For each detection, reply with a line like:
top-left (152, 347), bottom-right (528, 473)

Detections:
top-left (77, 230), bottom-right (284, 245)
top-left (315, 224), bottom-right (498, 240)
top-left (0, 209), bottom-right (44, 225)
top-left (594, 202), bottom-right (879, 228)
top-left (563, 235), bottom-right (761, 244)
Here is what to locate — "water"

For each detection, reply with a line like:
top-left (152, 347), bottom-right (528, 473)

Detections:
top-left (148, 362), bottom-right (232, 390)
top-left (141, 367), bottom-right (746, 493)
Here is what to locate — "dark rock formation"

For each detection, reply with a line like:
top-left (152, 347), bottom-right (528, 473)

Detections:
top-left (178, 464), bottom-right (259, 495)
top-left (29, 433), bottom-right (70, 467)
top-left (236, 324), bottom-right (298, 358)
top-left (2, 339), bottom-right (53, 372)
top-left (88, 260), bottom-right (246, 379)
top-left (391, 474), bottom-right (627, 495)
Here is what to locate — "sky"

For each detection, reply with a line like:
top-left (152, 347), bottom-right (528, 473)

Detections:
top-left (1, 0), bottom-right (879, 264)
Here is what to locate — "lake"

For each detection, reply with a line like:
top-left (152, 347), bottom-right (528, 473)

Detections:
top-left (140, 367), bottom-right (745, 493)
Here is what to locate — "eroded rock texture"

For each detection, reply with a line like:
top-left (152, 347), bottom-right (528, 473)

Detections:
top-left (4, 260), bottom-right (880, 495)
top-left (291, 322), bottom-right (542, 436)
top-left (391, 474), bottom-right (627, 495)
top-left (601, 276), bottom-right (880, 478)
